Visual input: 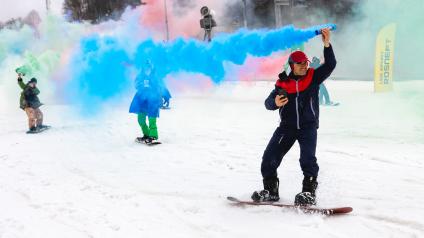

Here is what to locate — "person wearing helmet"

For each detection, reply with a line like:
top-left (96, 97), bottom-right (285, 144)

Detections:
top-left (17, 74), bottom-right (49, 133)
top-left (252, 28), bottom-right (336, 206)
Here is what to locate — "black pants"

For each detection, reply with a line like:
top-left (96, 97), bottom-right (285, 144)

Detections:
top-left (261, 126), bottom-right (319, 179)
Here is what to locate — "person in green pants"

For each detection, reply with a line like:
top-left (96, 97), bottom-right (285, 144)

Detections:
top-left (129, 60), bottom-right (166, 144)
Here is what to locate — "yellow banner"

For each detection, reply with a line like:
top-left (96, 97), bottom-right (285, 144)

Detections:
top-left (374, 23), bottom-right (396, 92)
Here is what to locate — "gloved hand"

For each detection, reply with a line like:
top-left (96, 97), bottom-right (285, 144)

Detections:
top-left (278, 71), bottom-right (288, 81)
top-left (163, 97), bottom-right (170, 107)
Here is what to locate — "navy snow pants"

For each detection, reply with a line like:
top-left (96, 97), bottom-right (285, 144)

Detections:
top-left (261, 126), bottom-right (319, 179)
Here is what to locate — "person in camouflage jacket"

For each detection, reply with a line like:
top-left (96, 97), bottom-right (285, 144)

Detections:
top-left (17, 74), bottom-right (46, 133)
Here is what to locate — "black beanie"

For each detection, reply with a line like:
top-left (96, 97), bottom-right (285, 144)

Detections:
top-left (29, 78), bottom-right (37, 84)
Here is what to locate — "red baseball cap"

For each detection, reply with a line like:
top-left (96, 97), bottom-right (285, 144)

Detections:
top-left (289, 51), bottom-right (309, 63)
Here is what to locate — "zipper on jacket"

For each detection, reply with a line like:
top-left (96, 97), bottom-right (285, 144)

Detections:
top-left (295, 80), bottom-right (300, 129)
top-left (310, 98), bottom-right (316, 118)
top-left (278, 134), bottom-right (285, 144)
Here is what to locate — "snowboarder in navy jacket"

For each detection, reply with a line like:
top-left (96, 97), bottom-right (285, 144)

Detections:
top-left (252, 28), bottom-right (336, 206)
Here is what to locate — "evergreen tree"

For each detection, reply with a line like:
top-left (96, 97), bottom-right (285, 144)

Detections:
top-left (63, 0), bottom-right (142, 23)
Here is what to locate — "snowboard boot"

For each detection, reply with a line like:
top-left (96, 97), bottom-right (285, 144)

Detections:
top-left (135, 135), bottom-right (149, 143)
top-left (294, 176), bottom-right (318, 206)
top-left (36, 124), bottom-right (50, 131)
top-left (27, 126), bottom-right (38, 134)
top-left (145, 136), bottom-right (158, 145)
top-left (251, 177), bottom-right (280, 202)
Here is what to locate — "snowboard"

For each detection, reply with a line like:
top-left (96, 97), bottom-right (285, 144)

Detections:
top-left (227, 196), bottom-right (352, 216)
top-left (26, 126), bottom-right (51, 134)
top-left (135, 137), bottom-right (162, 146)
top-left (321, 102), bottom-right (340, 106)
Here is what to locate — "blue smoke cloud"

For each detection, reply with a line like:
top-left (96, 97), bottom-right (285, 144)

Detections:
top-left (66, 23), bottom-right (335, 114)
top-left (65, 35), bottom-right (132, 115)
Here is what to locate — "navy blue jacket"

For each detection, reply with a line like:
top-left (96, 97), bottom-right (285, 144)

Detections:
top-left (265, 45), bottom-right (336, 129)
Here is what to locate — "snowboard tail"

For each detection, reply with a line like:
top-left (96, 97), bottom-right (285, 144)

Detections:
top-left (321, 102), bottom-right (340, 106)
top-left (227, 196), bottom-right (352, 215)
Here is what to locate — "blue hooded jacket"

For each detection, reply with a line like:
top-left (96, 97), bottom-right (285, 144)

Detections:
top-left (129, 61), bottom-right (165, 117)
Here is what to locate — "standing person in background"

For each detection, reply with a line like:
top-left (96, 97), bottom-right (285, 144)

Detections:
top-left (129, 60), bottom-right (167, 145)
top-left (310, 56), bottom-right (338, 106)
top-left (311, 57), bottom-right (330, 105)
top-left (17, 73), bottom-right (49, 133)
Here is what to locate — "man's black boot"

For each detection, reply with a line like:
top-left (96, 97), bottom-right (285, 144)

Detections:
top-left (294, 176), bottom-right (318, 206)
top-left (251, 177), bottom-right (280, 202)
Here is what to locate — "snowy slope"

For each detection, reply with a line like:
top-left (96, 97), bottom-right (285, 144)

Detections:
top-left (1, 80), bottom-right (423, 238)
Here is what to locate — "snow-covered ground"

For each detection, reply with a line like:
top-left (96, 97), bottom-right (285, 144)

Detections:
top-left (1, 80), bottom-right (423, 238)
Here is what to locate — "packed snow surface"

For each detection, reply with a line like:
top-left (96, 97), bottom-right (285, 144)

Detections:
top-left (1, 80), bottom-right (423, 238)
